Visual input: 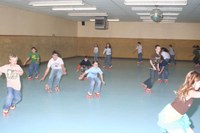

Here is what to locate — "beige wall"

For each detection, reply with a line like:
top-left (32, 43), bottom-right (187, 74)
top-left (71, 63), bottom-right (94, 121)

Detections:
top-left (77, 21), bottom-right (200, 40)
top-left (0, 5), bottom-right (77, 36)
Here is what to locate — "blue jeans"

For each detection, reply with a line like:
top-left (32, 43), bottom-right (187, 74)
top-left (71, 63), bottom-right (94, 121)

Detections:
top-left (138, 53), bottom-right (143, 62)
top-left (143, 69), bottom-right (158, 89)
top-left (170, 55), bottom-right (176, 65)
top-left (48, 69), bottom-right (63, 89)
top-left (28, 62), bottom-right (39, 77)
top-left (88, 77), bottom-right (101, 94)
top-left (94, 53), bottom-right (99, 61)
top-left (104, 55), bottom-right (112, 67)
top-left (3, 87), bottom-right (21, 110)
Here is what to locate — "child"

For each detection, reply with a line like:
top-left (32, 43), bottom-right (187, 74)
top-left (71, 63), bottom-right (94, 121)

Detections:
top-left (94, 44), bottom-right (99, 61)
top-left (103, 42), bottom-right (112, 69)
top-left (168, 44), bottom-right (176, 65)
top-left (40, 51), bottom-right (66, 93)
top-left (79, 61), bottom-right (105, 99)
top-left (142, 45), bottom-right (161, 93)
top-left (135, 42), bottom-right (143, 64)
top-left (158, 70), bottom-right (200, 133)
top-left (0, 54), bottom-right (24, 117)
top-left (157, 57), bottom-right (168, 84)
top-left (77, 56), bottom-right (92, 80)
top-left (23, 47), bottom-right (40, 80)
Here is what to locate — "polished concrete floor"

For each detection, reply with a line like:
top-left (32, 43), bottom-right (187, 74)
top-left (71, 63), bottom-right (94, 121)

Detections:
top-left (0, 57), bottom-right (200, 133)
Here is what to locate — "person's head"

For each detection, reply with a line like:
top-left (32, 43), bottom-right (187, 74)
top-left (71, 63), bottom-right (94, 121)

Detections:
top-left (138, 42), bottom-right (141, 45)
top-left (161, 47), bottom-right (169, 52)
top-left (84, 56), bottom-right (88, 61)
top-left (92, 61), bottom-right (99, 68)
top-left (106, 43), bottom-right (111, 48)
top-left (177, 70), bottom-right (200, 100)
top-left (94, 44), bottom-right (98, 47)
top-left (169, 44), bottom-right (172, 47)
top-left (155, 45), bottom-right (161, 54)
top-left (31, 47), bottom-right (37, 53)
top-left (9, 54), bottom-right (18, 65)
top-left (52, 50), bottom-right (59, 61)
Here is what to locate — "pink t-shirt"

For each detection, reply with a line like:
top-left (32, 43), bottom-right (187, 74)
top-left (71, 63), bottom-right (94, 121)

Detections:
top-left (0, 64), bottom-right (23, 90)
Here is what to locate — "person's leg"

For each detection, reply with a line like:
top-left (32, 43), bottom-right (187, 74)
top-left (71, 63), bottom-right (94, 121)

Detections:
top-left (33, 62), bottom-right (39, 79)
top-left (164, 64), bottom-right (169, 83)
top-left (88, 77), bottom-right (95, 95)
top-left (3, 87), bottom-right (14, 116)
top-left (94, 77), bottom-right (101, 96)
top-left (46, 69), bottom-right (56, 92)
top-left (11, 89), bottom-right (22, 109)
top-left (54, 69), bottom-right (63, 92)
top-left (104, 55), bottom-right (108, 67)
top-left (138, 53), bottom-right (142, 62)
top-left (28, 62), bottom-right (34, 79)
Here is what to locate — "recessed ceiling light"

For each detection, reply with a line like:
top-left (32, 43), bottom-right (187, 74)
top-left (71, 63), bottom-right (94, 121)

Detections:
top-left (52, 7), bottom-right (96, 11)
top-left (132, 7), bottom-right (183, 11)
top-left (137, 12), bottom-right (180, 15)
top-left (90, 19), bottom-right (120, 22)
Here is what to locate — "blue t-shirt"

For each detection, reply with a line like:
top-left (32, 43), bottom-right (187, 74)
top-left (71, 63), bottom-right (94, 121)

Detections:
top-left (85, 67), bottom-right (103, 78)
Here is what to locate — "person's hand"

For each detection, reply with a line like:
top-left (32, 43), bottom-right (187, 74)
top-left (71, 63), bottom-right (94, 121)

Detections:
top-left (63, 71), bottom-right (67, 75)
top-left (78, 75), bottom-right (84, 80)
top-left (102, 81), bottom-right (105, 85)
top-left (40, 77), bottom-right (45, 82)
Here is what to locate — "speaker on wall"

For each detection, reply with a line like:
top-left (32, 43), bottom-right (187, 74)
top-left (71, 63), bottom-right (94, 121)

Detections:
top-left (82, 21), bottom-right (85, 26)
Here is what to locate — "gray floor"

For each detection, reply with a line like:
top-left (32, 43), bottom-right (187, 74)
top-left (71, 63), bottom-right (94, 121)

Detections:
top-left (0, 57), bottom-right (200, 133)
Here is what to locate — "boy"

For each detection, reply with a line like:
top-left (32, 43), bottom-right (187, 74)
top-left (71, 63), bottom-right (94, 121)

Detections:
top-left (142, 45), bottom-right (161, 93)
top-left (40, 51), bottom-right (66, 92)
top-left (23, 47), bottom-right (40, 80)
top-left (0, 54), bottom-right (24, 117)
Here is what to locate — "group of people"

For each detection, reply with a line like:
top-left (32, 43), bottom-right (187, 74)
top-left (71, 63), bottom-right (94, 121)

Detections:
top-left (1, 43), bottom-right (200, 133)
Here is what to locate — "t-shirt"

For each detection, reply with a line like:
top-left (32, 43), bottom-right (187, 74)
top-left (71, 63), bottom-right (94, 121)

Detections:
top-left (47, 57), bottom-right (64, 70)
top-left (94, 47), bottom-right (99, 54)
top-left (169, 47), bottom-right (175, 55)
top-left (161, 51), bottom-right (170, 60)
top-left (80, 60), bottom-right (92, 67)
top-left (85, 67), bottom-right (103, 78)
top-left (103, 48), bottom-right (112, 55)
top-left (136, 44), bottom-right (142, 54)
top-left (28, 52), bottom-right (39, 63)
top-left (0, 64), bottom-right (23, 90)
top-left (150, 53), bottom-right (161, 69)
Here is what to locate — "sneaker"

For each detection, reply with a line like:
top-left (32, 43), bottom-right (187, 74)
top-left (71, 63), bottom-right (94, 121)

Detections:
top-left (55, 87), bottom-right (60, 92)
top-left (2, 110), bottom-right (9, 117)
top-left (45, 84), bottom-right (52, 93)
top-left (145, 88), bottom-right (152, 94)
top-left (10, 105), bottom-right (16, 110)
top-left (95, 93), bottom-right (100, 98)
top-left (109, 65), bottom-right (112, 68)
top-left (28, 77), bottom-right (33, 80)
top-left (141, 83), bottom-right (147, 90)
top-left (35, 74), bottom-right (39, 79)
top-left (157, 79), bottom-right (162, 83)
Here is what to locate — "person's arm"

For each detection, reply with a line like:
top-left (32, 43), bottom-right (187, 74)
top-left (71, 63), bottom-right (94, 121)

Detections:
top-left (99, 74), bottom-right (105, 84)
top-left (40, 67), bottom-right (50, 81)
top-left (150, 60), bottom-right (156, 70)
top-left (23, 57), bottom-right (30, 66)
top-left (158, 66), bottom-right (164, 75)
top-left (61, 64), bottom-right (67, 75)
top-left (103, 49), bottom-right (106, 55)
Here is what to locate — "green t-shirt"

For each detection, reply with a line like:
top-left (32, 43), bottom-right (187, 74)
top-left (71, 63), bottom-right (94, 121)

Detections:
top-left (28, 52), bottom-right (39, 63)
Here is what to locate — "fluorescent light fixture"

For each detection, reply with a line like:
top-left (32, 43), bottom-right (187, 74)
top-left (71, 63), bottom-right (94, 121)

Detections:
top-left (90, 19), bottom-right (120, 22)
top-left (132, 7), bottom-right (183, 11)
top-left (29, 1), bottom-right (84, 6)
top-left (68, 13), bottom-right (108, 16)
top-left (137, 12), bottom-right (180, 15)
top-left (52, 7), bottom-right (96, 11)
top-left (142, 19), bottom-right (175, 23)
top-left (125, 0), bottom-right (187, 6)
top-left (140, 16), bottom-right (177, 19)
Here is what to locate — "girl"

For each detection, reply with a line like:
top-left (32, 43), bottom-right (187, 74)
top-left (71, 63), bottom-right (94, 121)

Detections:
top-left (79, 61), bottom-right (105, 99)
top-left (103, 43), bottom-right (112, 69)
top-left (158, 70), bottom-right (200, 133)
top-left (94, 44), bottom-right (99, 61)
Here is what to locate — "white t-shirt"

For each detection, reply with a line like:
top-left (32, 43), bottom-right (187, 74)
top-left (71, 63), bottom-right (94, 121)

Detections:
top-left (136, 44), bottom-right (142, 54)
top-left (103, 48), bottom-right (112, 55)
top-left (169, 47), bottom-right (175, 55)
top-left (0, 64), bottom-right (23, 90)
top-left (161, 51), bottom-right (170, 60)
top-left (47, 57), bottom-right (64, 69)
top-left (94, 47), bottom-right (99, 54)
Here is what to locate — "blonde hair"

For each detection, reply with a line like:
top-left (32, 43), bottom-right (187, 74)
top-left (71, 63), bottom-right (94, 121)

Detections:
top-left (177, 70), bottom-right (200, 101)
top-left (9, 54), bottom-right (18, 59)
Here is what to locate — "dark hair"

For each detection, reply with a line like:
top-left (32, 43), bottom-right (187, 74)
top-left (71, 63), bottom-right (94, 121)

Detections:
top-left (155, 45), bottom-right (160, 48)
top-left (92, 60), bottom-right (98, 64)
top-left (105, 43), bottom-right (111, 48)
top-left (161, 47), bottom-right (169, 52)
top-left (169, 44), bottom-right (172, 47)
top-left (31, 47), bottom-right (37, 51)
top-left (138, 42), bottom-right (141, 44)
top-left (52, 50), bottom-right (61, 57)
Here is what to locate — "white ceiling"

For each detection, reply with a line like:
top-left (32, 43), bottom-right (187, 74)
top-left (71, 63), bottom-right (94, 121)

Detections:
top-left (0, 0), bottom-right (200, 23)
